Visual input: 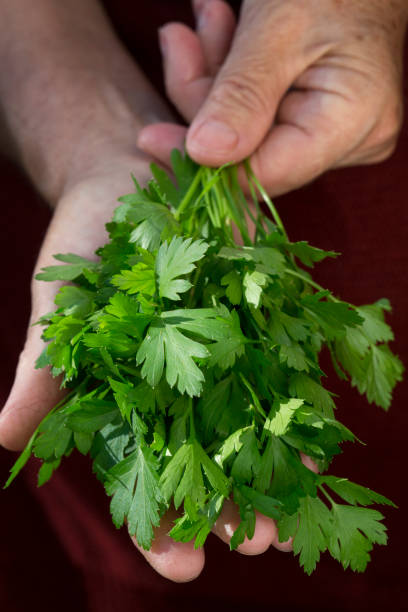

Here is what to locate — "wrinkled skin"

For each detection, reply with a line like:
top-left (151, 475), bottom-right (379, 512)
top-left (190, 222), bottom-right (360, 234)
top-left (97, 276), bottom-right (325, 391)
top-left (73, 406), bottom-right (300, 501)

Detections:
top-left (139, 0), bottom-right (408, 196)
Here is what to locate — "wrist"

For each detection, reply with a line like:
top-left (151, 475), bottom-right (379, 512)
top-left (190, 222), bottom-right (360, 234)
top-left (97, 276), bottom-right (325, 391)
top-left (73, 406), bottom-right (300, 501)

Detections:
top-left (0, 0), bottom-right (172, 204)
top-left (2, 65), bottom-right (171, 204)
top-left (30, 79), bottom-right (167, 204)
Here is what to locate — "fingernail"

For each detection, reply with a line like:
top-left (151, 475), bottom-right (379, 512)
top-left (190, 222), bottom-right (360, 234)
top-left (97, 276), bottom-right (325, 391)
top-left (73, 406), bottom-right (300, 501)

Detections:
top-left (158, 27), bottom-right (167, 56)
top-left (189, 120), bottom-right (239, 154)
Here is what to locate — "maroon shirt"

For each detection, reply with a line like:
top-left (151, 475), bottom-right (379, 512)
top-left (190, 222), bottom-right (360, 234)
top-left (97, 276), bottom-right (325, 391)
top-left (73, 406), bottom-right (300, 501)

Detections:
top-left (0, 2), bottom-right (407, 610)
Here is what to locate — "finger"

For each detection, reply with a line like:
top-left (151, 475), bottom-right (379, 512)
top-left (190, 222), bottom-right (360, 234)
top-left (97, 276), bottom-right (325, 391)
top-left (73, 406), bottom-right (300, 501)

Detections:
top-left (137, 123), bottom-right (188, 166)
top-left (131, 507), bottom-right (205, 582)
top-left (213, 498), bottom-right (277, 555)
top-left (186, 1), bottom-right (314, 165)
top-left (159, 23), bottom-right (212, 122)
top-left (194, 0), bottom-right (236, 76)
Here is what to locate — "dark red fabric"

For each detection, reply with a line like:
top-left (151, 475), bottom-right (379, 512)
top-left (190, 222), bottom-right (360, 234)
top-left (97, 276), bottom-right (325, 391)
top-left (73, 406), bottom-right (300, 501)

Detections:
top-left (1, 2), bottom-right (407, 610)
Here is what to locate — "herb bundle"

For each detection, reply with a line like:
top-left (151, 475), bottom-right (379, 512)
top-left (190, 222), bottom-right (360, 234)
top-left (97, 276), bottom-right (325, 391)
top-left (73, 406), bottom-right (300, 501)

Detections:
top-left (6, 151), bottom-right (403, 574)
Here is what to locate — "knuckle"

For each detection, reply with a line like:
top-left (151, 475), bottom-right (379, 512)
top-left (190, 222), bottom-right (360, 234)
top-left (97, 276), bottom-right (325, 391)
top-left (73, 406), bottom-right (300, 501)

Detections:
top-left (213, 71), bottom-right (272, 117)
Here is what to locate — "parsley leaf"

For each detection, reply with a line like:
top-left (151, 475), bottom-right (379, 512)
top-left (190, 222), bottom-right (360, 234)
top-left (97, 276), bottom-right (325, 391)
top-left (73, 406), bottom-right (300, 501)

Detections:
top-left (105, 444), bottom-right (164, 549)
top-left (156, 236), bottom-right (208, 300)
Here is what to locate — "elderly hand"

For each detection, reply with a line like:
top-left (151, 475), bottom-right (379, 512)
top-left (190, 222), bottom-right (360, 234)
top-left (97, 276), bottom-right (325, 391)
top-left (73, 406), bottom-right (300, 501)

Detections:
top-left (138, 0), bottom-right (408, 195)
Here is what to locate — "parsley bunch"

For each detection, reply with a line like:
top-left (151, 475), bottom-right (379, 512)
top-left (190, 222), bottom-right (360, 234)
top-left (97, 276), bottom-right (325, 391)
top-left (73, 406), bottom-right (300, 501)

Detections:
top-left (6, 151), bottom-right (403, 574)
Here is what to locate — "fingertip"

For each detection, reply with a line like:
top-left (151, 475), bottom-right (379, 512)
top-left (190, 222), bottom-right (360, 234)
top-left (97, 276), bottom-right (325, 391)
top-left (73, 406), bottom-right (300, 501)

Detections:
top-left (213, 500), bottom-right (277, 556)
top-left (236, 512), bottom-right (278, 556)
top-left (272, 533), bottom-right (293, 553)
top-left (186, 119), bottom-right (240, 166)
top-left (143, 539), bottom-right (205, 583)
top-left (133, 515), bottom-right (205, 582)
top-left (137, 123), bottom-right (188, 166)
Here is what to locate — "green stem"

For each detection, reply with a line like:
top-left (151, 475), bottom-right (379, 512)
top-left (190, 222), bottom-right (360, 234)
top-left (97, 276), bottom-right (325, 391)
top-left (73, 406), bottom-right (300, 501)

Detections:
top-left (285, 269), bottom-right (338, 302)
top-left (246, 163), bottom-right (289, 241)
top-left (188, 398), bottom-right (196, 440)
top-left (318, 484), bottom-right (336, 508)
top-left (174, 166), bottom-right (204, 220)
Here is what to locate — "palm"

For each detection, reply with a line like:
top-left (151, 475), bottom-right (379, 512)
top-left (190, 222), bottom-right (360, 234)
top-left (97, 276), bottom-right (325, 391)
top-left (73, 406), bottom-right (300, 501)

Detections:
top-left (0, 154), bottom-right (152, 450)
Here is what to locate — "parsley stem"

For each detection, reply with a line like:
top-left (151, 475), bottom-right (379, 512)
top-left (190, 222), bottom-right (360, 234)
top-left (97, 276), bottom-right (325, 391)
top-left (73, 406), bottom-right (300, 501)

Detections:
top-left (285, 269), bottom-right (339, 302)
top-left (175, 166), bottom-right (204, 220)
top-left (188, 398), bottom-right (196, 440)
top-left (119, 363), bottom-right (141, 377)
top-left (245, 162), bottom-right (289, 242)
top-left (318, 484), bottom-right (336, 507)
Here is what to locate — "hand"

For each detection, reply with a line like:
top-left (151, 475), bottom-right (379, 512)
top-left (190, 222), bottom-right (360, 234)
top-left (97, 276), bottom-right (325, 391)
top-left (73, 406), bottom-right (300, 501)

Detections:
top-left (138, 0), bottom-right (408, 196)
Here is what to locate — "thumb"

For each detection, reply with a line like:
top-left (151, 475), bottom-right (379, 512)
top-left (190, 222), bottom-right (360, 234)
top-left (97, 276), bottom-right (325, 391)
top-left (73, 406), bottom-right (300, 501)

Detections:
top-left (186, 0), bottom-right (310, 165)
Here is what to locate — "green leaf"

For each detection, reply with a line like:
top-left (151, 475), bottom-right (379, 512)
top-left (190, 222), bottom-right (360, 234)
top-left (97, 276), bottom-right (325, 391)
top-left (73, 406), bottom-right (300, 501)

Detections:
top-left (328, 504), bottom-right (387, 572)
top-left (111, 252), bottom-right (155, 297)
top-left (279, 344), bottom-right (309, 371)
top-left (320, 476), bottom-right (396, 508)
top-left (168, 397), bottom-right (190, 454)
top-left (66, 400), bottom-right (119, 433)
top-left (74, 431), bottom-right (94, 455)
top-left (198, 376), bottom-right (232, 444)
top-left (137, 320), bottom-right (209, 396)
top-left (243, 270), bottom-right (267, 308)
top-left (291, 495), bottom-right (332, 575)
top-left (207, 307), bottom-right (246, 370)
top-left (301, 292), bottom-right (364, 340)
top-left (230, 486), bottom-right (256, 550)
top-left (35, 253), bottom-right (99, 282)
top-left (357, 300), bottom-right (394, 345)
top-left (54, 286), bottom-right (95, 318)
top-left (362, 345), bottom-right (404, 410)
top-left (264, 398), bottom-right (304, 437)
top-left (267, 438), bottom-right (317, 514)
top-left (91, 421), bottom-right (132, 480)
top-left (156, 236), bottom-right (208, 300)
top-left (160, 438), bottom-right (230, 509)
top-left (115, 196), bottom-right (177, 251)
top-left (37, 457), bottom-right (61, 486)
top-left (237, 484), bottom-right (282, 520)
top-left (218, 246), bottom-right (286, 277)
top-left (289, 373), bottom-right (335, 417)
top-left (221, 270), bottom-right (242, 305)
top-left (217, 426), bottom-right (262, 484)
top-left (105, 293), bottom-right (140, 318)
top-left (278, 311), bottom-right (310, 342)
top-left (33, 412), bottom-right (73, 460)
top-left (286, 241), bottom-right (338, 267)
top-left (105, 445), bottom-right (164, 549)
top-left (169, 493), bottom-right (224, 548)
top-left (4, 432), bottom-right (36, 488)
